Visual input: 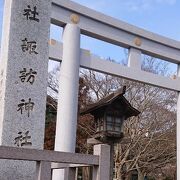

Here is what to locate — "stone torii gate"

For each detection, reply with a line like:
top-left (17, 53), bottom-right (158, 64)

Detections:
top-left (0, 0), bottom-right (179, 179)
top-left (50, 1), bottom-right (180, 179)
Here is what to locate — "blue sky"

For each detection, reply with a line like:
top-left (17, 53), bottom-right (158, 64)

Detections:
top-left (0, 0), bottom-right (3, 40)
top-left (73, 0), bottom-right (180, 40)
top-left (0, 0), bottom-right (179, 71)
top-left (75, 0), bottom-right (180, 72)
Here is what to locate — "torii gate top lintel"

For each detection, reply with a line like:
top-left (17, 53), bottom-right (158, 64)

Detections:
top-left (51, 0), bottom-right (180, 64)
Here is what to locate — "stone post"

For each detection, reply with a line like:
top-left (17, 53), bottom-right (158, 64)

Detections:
top-left (0, 0), bottom-right (50, 179)
top-left (110, 143), bottom-right (115, 180)
top-left (52, 23), bottom-right (80, 180)
top-left (128, 47), bottom-right (141, 69)
top-left (93, 144), bottom-right (111, 180)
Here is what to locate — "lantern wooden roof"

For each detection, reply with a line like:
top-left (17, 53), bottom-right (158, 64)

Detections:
top-left (80, 86), bottom-right (140, 119)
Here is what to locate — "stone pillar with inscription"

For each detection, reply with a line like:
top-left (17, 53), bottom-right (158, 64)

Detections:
top-left (0, 0), bottom-right (51, 179)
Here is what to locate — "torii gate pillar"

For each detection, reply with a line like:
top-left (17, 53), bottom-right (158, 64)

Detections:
top-left (52, 23), bottom-right (80, 180)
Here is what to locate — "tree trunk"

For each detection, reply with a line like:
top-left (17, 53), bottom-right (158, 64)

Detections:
top-left (125, 173), bottom-right (131, 180)
top-left (116, 166), bottom-right (123, 180)
top-left (138, 172), bottom-right (144, 180)
top-left (82, 167), bottom-right (91, 180)
top-left (136, 168), bottom-right (144, 180)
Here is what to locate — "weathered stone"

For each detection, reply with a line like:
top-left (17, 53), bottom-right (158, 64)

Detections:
top-left (0, 0), bottom-right (51, 179)
top-left (93, 144), bottom-right (111, 180)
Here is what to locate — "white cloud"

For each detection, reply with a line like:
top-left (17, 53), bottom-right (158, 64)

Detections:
top-left (73, 0), bottom-right (176, 12)
top-left (125, 1), bottom-right (150, 11)
top-left (86, 1), bottom-right (107, 11)
top-left (156, 0), bottom-right (176, 5)
top-left (73, 0), bottom-right (107, 11)
top-left (119, 0), bottom-right (176, 11)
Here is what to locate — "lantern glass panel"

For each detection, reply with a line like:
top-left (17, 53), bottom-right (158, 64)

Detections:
top-left (107, 116), bottom-right (113, 131)
top-left (115, 125), bottom-right (121, 131)
top-left (96, 118), bottom-right (104, 132)
top-left (100, 118), bottom-right (104, 131)
top-left (106, 116), bottom-right (124, 132)
top-left (96, 121), bottom-right (99, 131)
top-left (115, 117), bottom-right (122, 131)
top-left (115, 117), bottom-right (121, 123)
top-left (107, 124), bottom-right (113, 131)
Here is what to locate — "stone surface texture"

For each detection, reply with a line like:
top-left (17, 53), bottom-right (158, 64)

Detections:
top-left (93, 144), bottom-right (110, 180)
top-left (0, 0), bottom-right (51, 179)
top-left (52, 24), bottom-right (80, 180)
